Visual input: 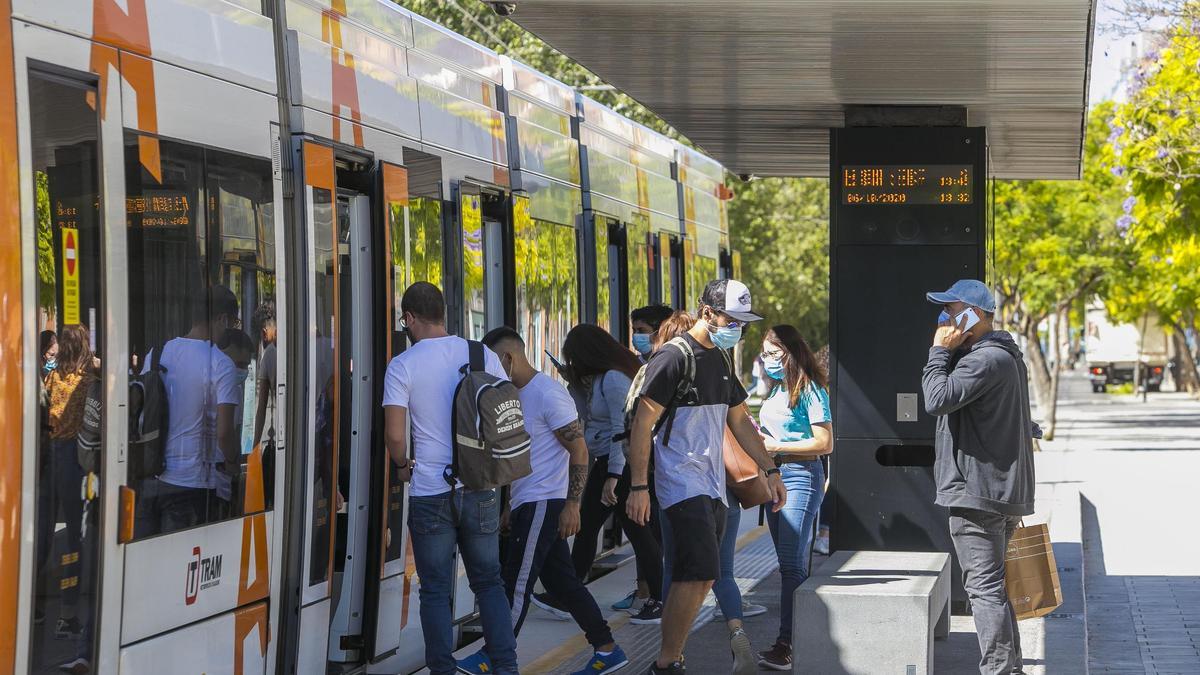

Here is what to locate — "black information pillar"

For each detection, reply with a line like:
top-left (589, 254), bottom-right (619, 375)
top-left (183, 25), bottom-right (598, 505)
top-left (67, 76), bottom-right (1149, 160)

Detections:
top-left (828, 126), bottom-right (987, 611)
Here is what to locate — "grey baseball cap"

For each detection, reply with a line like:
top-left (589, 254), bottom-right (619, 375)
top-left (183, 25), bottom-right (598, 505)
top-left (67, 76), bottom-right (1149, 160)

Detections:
top-left (925, 279), bottom-right (996, 313)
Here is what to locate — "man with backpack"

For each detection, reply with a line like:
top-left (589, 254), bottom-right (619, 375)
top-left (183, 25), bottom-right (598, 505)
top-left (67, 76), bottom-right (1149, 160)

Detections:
top-left (625, 279), bottom-right (787, 675)
top-left (136, 285), bottom-right (242, 536)
top-left (455, 327), bottom-right (628, 675)
top-left (382, 282), bottom-right (519, 675)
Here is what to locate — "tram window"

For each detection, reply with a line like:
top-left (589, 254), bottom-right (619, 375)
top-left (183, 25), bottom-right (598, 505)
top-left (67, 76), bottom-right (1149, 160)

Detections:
top-left (125, 133), bottom-right (276, 540)
top-left (594, 216), bottom-right (611, 333)
top-left (28, 70), bottom-right (103, 675)
top-left (627, 217), bottom-right (651, 314)
top-left (514, 216), bottom-right (578, 377)
top-left (309, 178), bottom-right (336, 587)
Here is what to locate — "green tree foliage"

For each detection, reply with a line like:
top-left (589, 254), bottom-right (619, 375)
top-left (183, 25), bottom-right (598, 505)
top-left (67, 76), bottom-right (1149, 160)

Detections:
top-left (992, 103), bottom-right (1126, 434)
top-left (1109, 19), bottom-right (1200, 392)
top-left (727, 177), bottom-right (829, 362)
top-left (36, 171), bottom-right (56, 317)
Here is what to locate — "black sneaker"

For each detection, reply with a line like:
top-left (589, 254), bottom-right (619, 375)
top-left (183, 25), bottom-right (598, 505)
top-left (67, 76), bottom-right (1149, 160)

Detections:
top-left (55, 617), bottom-right (82, 639)
top-left (531, 592), bottom-right (571, 621)
top-left (629, 598), bottom-right (663, 625)
top-left (647, 659), bottom-right (685, 674)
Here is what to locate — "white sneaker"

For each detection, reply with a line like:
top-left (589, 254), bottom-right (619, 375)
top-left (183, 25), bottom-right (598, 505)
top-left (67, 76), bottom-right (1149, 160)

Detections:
top-left (717, 601), bottom-right (768, 620)
top-left (730, 628), bottom-right (755, 675)
top-left (814, 533), bottom-right (831, 555)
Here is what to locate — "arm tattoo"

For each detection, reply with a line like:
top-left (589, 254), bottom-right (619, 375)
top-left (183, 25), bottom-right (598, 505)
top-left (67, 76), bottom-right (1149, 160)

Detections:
top-left (554, 419), bottom-right (584, 444)
top-left (567, 464), bottom-right (588, 502)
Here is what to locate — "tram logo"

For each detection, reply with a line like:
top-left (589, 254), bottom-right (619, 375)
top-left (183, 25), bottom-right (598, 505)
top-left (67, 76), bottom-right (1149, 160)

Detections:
top-left (184, 546), bottom-right (224, 605)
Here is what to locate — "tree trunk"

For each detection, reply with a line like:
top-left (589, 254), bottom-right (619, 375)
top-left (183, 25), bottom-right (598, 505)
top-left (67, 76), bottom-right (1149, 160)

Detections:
top-left (1022, 320), bottom-right (1054, 438)
top-left (1171, 323), bottom-right (1200, 396)
top-left (1044, 307), bottom-right (1067, 440)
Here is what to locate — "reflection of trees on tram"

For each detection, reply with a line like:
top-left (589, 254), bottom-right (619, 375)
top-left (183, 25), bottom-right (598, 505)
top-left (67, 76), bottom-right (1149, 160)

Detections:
top-left (514, 213), bottom-right (578, 377)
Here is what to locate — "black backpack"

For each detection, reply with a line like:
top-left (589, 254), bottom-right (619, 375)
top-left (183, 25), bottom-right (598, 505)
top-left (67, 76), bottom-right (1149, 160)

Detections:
top-left (446, 340), bottom-right (532, 491)
top-left (128, 345), bottom-right (169, 480)
top-left (619, 337), bottom-right (733, 447)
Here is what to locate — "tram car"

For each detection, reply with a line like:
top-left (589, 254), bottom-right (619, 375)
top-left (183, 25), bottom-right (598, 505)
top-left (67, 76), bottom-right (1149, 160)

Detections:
top-left (0, 1), bottom-right (737, 673)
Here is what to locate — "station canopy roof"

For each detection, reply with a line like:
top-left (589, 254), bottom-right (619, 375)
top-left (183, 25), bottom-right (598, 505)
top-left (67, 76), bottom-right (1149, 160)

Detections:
top-left (508, 0), bottom-right (1097, 180)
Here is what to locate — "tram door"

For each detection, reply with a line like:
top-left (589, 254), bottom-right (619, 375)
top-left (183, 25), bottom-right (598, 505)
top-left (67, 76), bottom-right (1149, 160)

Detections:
top-left (327, 192), bottom-right (372, 664)
top-left (23, 67), bottom-right (106, 675)
top-left (458, 182), bottom-right (507, 342)
top-left (595, 214), bottom-right (627, 340)
top-left (654, 232), bottom-right (684, 309)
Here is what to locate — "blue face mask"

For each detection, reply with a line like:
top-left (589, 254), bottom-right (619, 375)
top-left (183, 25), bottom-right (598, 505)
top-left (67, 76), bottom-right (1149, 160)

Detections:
top-left (937, 310), bottom-right (950, 325)
top-left (763, 357), bottom-right (785, 380)
top-left (708, 324), bottom-right (742, 350)
top-left (43, 359), bottom-right (57, 373)
top-left (631, 333), bottom-right (653, 356)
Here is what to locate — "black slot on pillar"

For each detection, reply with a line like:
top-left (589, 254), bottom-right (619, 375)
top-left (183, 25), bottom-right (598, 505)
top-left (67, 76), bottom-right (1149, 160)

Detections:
top-left (828, 125), bottom-right (986, 612)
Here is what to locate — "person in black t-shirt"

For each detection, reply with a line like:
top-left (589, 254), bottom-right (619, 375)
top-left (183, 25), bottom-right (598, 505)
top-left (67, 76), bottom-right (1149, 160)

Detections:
top-left (626, 279), bottom-right (786, 675)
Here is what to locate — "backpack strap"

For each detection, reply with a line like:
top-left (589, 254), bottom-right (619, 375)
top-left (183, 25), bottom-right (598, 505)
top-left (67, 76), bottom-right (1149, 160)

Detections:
top-left (659, 338), bottom-right (697, 446)
top-left (467, 339), bottom-right (485, 373)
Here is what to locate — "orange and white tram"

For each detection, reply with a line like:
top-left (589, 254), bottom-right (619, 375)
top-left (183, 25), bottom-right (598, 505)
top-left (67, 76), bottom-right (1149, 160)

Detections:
top-left (0, 1), bottom-right (736, 673)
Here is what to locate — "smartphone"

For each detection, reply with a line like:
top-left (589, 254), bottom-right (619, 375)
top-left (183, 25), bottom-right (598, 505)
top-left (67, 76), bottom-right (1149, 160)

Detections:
top-left (545, 350), bottom-right (565, 371)
top-left (955, 307), bottom-right (981, 332)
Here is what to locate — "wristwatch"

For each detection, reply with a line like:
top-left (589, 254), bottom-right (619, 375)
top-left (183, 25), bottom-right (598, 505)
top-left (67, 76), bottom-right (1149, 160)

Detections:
top-left (765, 467), bottom-right (781, 477)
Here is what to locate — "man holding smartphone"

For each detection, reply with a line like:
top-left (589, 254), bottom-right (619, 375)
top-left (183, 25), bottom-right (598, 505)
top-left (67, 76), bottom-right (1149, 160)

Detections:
top-left (921, 279), bottom-right (1036, 675)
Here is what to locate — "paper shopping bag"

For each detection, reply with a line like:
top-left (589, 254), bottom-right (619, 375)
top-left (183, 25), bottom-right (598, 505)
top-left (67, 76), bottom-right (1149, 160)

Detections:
top-left (1005, 522), bottom-right (1063, 620)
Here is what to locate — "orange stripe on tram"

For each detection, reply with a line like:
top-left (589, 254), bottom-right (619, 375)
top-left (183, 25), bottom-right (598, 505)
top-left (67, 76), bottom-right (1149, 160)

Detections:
top-left (0, 0), bottom-right (23, 671)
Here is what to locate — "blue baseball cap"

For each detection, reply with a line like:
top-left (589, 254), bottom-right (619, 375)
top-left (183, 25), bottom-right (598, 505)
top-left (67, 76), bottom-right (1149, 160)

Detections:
top-left (926, 279), bottom-right (996, 313)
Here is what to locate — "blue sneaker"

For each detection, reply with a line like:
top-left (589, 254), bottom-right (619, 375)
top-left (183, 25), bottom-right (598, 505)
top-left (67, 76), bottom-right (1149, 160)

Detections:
top-left (456, 649), bottom-right (493, 674)
top-left (611, 589), bottom-right (638, 611)
top-left (571, 645), bottom-right (628, 675)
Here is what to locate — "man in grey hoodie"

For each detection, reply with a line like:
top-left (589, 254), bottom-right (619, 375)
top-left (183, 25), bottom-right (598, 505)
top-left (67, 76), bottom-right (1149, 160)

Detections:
top-left (922, 279), bottom-right (1036, 675)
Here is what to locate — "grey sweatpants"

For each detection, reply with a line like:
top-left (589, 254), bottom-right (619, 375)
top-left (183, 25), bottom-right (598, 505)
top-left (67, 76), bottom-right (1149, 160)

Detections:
top-left (949, 507), bottom-right (1023, 675)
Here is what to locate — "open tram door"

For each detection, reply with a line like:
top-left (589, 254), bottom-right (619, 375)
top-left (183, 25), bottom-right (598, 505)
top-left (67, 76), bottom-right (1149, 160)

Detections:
top-left (454, 180), bottom-right (510, 342)
top-left (654, 232), bottom-right (684, 309)
top-left (592, 212), bottom-right (652, 344)
top-left (290, 142), bottom-right (418, 672)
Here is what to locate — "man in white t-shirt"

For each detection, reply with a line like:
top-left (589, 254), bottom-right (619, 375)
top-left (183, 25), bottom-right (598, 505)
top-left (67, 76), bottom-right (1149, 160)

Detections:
top-left (454, 327), bottom-right (628, 675)
top-left (381, 282), bottom-right (517, 675)
top-left (137, 285), bottom-right (242, 536)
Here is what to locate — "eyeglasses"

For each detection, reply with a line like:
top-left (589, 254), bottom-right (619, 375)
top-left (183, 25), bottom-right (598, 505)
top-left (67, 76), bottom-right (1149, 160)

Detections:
top-left (761, 348), bottom-right (785, 360)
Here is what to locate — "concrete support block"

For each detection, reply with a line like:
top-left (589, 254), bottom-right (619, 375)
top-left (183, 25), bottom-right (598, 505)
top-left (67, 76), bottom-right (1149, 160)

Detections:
top-left (793, 550), bottom-right (951, 675)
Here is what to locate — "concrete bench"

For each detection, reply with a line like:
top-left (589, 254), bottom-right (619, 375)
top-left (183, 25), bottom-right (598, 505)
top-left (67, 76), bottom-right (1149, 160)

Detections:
top-left (793, 550), bottom-right (951, 674)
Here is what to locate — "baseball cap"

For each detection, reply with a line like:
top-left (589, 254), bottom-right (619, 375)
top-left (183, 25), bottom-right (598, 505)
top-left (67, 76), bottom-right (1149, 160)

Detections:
top-left (925, 279), bottom-right (996, 313)
top-left (700, 279), bottom-right (764, 323)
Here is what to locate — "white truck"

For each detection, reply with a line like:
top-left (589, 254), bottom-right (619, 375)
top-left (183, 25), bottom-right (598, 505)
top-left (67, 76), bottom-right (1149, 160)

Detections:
top-left (1085, 304), bottom-right (1169, 393)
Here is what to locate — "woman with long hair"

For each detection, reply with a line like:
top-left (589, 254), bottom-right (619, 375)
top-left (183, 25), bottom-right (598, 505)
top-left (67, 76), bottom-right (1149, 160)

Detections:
top-left (756, 325), bottom-right (833, 671)
top-left (42, 324), bottom-right (98, 639)
top-left (534, 324), bottom-right (666, 624)
top-left (655, 310), bottom-right (763, 675)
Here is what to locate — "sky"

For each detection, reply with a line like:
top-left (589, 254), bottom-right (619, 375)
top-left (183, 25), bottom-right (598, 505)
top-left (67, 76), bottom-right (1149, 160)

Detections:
top-left (1089, 0), bottom-right (1148, 104)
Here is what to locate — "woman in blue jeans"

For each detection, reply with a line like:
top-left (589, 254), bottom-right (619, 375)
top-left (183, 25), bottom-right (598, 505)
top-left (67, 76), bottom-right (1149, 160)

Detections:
top-left (756, 325), bottom-right (833, 670)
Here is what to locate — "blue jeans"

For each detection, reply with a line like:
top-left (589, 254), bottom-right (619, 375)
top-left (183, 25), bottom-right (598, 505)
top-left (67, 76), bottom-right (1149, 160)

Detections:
top-left (408, 489), bottom-right (517, 675)
top-left (661, 487), bottom-right (744, 619)
top-left (766, 461), bottom-right (825, 644)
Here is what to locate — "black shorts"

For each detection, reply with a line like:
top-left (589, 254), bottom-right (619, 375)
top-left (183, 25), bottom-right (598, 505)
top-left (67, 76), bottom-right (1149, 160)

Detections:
top-left (663, 495), bottom-right (727, 582)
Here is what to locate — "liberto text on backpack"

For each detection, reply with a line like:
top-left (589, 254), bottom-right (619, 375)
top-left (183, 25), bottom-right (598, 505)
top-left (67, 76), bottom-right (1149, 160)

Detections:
top-left (447, 340), bottom-right (532, 490)
top-left (620, 336), bottom-right (733, 448)
top-left (128, 344), bottom-right (169, 480)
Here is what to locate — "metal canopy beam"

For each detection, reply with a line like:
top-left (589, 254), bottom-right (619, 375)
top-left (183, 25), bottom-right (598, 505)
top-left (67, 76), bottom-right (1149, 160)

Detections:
top-left (508, 0), bottom-right (1097, 180)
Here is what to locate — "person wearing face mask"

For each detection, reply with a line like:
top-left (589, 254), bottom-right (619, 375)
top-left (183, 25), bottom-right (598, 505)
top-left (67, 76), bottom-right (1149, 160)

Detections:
top-left (538, 324), bottom-right (666, 626)
top-left (625, 279), bottom-right (786, 675)
top-left (754, 325), bottom-right (832, 671)
top-left (922, 279), bottom-right (1036, 675)
top-left (630, 304), bottom-right (674, 362)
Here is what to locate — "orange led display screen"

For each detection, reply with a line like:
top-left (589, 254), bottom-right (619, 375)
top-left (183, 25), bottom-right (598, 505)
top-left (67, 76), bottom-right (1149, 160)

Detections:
top-left (841, 165), bottom-right (972, 205)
